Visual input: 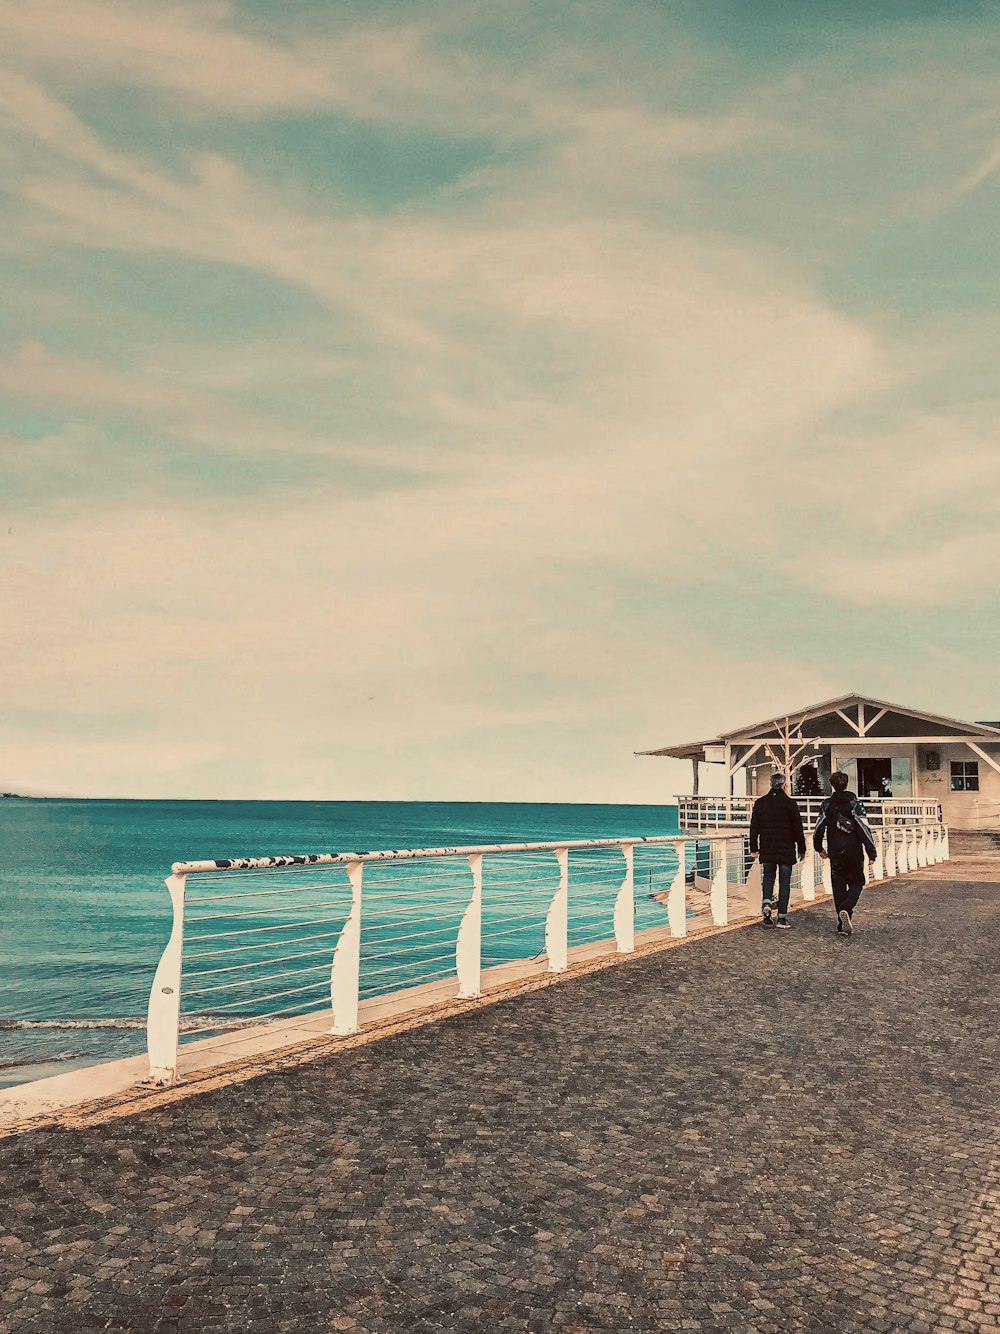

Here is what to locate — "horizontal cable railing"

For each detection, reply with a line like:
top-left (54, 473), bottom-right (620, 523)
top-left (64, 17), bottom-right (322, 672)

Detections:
top-left (966, 799), bottom-right (1000, 831)
top-left (146, 824), bottom-right (950, 1084)
top-left (677, 795), bottom-right (943, 831)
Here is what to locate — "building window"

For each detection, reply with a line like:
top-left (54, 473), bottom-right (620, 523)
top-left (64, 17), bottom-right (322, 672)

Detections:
top-left (950, 760), bottom-right (979, 792)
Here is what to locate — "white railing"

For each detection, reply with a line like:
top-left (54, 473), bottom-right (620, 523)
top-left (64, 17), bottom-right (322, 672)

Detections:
top-left (677, 795), bottom-right (943, 831)
top-left (758, 822), bottom-right (949, 902)
top-left (146, 824), bottom-right (950, 1084)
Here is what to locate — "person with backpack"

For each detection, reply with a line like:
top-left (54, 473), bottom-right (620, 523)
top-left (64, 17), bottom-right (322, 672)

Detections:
top-left (749, 771), bottom-right (807, 930)
top-left (813, 770), bottom-right (877, 936)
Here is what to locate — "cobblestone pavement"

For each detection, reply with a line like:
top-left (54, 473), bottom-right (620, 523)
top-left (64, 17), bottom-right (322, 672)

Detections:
top-left (2, 875), bottom-right (998, 1333)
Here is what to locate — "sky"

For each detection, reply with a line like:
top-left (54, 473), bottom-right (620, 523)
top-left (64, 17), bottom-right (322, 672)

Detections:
top-left (3, 0), bottom-right (1000, 802)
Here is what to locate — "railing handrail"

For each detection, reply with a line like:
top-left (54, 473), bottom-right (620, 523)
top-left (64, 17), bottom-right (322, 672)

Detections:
top-left (676, 795), bottom-right (941, 806)
top-left (675, 794), bottom-right (944, 830)
top-left (172, 833), bottom-right (736, 877)
top-left (676, 795), bottom-right (942, 815)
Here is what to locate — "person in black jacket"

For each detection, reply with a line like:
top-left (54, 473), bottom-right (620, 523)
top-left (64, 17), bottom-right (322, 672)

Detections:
top-left (749, 772), bottom-right (806, 930)
top-left (813, 771), bottom-right (877, 937)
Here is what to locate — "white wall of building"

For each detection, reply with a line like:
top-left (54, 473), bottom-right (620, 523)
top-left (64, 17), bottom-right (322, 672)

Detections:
top-left (915, 742), bottom-right (1000, 830)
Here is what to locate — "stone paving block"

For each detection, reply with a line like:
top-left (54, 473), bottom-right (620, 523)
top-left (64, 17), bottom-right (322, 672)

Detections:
top-left (0, 878), bottom-right (998, 1330)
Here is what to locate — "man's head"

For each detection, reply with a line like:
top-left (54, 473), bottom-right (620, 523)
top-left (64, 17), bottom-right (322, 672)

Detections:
top-left (769, 772), bottom-right (786, 790)
top-left (831, 771), bottom-right (849, 791)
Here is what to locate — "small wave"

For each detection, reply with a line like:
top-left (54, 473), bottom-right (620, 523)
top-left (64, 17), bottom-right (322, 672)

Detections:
top-left (1, 1017), bottom-right (146, 1032)
top-left (0, 1052), bottom-right (85, 1071)
top-left (181, 1015), bottom-right (269, 1033)
top-left (0, 1015), bottom-right (268, 1034)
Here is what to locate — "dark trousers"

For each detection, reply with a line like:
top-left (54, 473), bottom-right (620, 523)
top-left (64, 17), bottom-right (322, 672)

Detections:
top-left (831, 865), bottom-right (865, 918)
top-left (761, 862), bottom-right (792, 916)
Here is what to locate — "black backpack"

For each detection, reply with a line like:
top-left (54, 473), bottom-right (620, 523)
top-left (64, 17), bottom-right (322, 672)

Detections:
top-left (832, 803), bottom-right (857, 838)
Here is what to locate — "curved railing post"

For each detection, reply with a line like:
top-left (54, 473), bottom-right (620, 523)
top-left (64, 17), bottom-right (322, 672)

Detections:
top-left (744, 854), bottom-right (763, 917)
top-left (710, 839), bottom-right (729, 926)
top-left (916, 826), bottom-right (928, 868)
top-left (613, 843), bottom-right (635, 954)
top-left (667, 840), bottom-right (687, 937)
top-left (331, 861), bottom-right (362, 1035)
top-left (146, 872), bottom-right (186, 1085)
top-left (821, 850), bottom-right (833, 896)
top-left (457, 853), bottom-right (483, 997)
top-left (870, 830), bottom-right (884, 882)
top-left (545, 847), bottom-right (568, 972)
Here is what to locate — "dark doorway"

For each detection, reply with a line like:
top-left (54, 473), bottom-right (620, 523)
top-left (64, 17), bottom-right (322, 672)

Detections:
top-left (857, 758), bottom-right (893, 798)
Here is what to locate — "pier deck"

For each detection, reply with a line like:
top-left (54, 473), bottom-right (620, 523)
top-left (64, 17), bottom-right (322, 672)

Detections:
top-left (2, 868), bottom-right (998, 1332)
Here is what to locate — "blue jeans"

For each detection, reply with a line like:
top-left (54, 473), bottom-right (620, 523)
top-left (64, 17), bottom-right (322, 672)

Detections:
top-left (761, 862), bottom-right (792, 916)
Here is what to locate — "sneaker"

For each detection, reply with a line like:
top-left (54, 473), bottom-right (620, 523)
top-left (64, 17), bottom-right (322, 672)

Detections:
top-left (838, 909), bottom-right (852, 937)
top-left (762, 897), bottom-right (775, 924)
top-left (761, 915), bottom-right (776, 928)
top-left (776, 917), bottom-right (792, 930)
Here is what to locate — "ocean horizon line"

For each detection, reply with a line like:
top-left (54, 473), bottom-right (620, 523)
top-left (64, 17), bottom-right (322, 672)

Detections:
top-left (0, 795), bottom-right (682, 807)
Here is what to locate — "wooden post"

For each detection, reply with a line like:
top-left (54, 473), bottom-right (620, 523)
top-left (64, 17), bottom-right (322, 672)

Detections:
top-left (710, 840), bottom-right (730, 926)
top-left (456, 854), bottom-right (483, 998)
top-left (692, 758), bottom-right (700, 796)
top-left (613, 844), bottom-right (635, 954)
top-left (146, 873), bottom-right (186, 1085)
top-left (331, 862), bottom-right (362, 1035)
top-left (545, 848), bottom-right (569, 973)
top-left (667, 841), bottom-right (687, 937)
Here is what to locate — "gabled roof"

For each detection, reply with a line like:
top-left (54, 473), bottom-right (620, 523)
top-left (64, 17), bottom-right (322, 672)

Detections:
top-left (638, 693), bottom-right (1000, 761)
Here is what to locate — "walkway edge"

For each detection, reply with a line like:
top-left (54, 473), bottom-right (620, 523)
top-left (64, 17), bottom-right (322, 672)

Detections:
top-left (4, 872), bottom-right (943, 1140)
top-left (0, 907), bottom-right (771, 1140)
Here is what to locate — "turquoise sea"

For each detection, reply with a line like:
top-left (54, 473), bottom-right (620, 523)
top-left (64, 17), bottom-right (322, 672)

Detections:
top-left (0, 799), bottom-right (680, 1089)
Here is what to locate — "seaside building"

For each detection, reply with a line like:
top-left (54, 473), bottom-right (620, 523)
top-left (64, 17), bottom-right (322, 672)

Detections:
top-left (641, 693), bottom-right (1000, 831)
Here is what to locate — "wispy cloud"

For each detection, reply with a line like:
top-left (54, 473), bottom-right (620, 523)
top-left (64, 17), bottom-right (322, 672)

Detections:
top-left (936, 136), bottom-right (1000, 207)
top-left (2, 0), bottom-right (999, 797)
top-left (0, 0), bottom-right (697, 135)
top-left (0, 0), bottom-right (341, 112)
top-left (0, 59), bottom-right (882, 489)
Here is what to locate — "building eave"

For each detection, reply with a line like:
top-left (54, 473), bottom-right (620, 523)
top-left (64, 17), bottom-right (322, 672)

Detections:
top-left (640, 693), bottom-right (1000, 760)
top-left (635, 740), bottom-right (720, 760)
